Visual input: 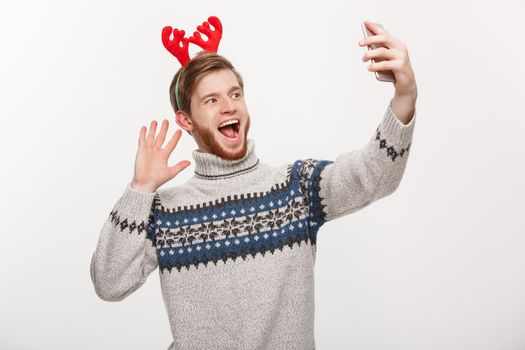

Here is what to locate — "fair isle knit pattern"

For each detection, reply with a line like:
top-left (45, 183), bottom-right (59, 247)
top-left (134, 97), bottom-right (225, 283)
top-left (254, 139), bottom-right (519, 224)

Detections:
top-left (143, 158), bottom-right (331, 273)
top-left (91, 98), bottom-right (416, 350)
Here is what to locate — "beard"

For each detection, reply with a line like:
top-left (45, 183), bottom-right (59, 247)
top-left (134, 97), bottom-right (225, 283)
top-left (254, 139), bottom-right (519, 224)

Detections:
top-left (191, 114), bottom-right (251, 160)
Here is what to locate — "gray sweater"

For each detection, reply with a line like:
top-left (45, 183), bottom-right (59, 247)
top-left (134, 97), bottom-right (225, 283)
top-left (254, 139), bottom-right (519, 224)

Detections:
top-left (90, 98), bottom-right (416, 350)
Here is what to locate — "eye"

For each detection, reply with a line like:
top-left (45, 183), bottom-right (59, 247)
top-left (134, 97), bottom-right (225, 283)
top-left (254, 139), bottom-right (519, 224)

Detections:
top-left (205, 98), bottom-right (217, 104)
top-left (232, 92), bottom-right (242, 99)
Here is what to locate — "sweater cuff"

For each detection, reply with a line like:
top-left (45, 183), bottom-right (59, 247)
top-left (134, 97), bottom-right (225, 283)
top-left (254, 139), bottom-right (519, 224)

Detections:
top-left (115, 183), bottom-right (157, 219)
top-left (378, 97), bottom-right (416, 148)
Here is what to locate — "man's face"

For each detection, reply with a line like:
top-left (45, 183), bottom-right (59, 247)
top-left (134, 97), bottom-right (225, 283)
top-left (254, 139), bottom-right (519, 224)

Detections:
top-left (182, 69), bottom-right (251, 160)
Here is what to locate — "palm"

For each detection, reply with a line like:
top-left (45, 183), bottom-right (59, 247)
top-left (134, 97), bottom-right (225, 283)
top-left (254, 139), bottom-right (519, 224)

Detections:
top-left (132, 119), bottom-right (191, 193)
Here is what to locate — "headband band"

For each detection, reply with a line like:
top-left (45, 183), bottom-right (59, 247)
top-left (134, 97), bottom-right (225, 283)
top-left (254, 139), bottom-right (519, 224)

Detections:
top-left (174, 70), bottom-right (182, 111)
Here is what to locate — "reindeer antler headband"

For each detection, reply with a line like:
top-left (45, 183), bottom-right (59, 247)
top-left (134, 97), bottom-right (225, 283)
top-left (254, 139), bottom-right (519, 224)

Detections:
top-left (161, 16), bottom-right (223, 110)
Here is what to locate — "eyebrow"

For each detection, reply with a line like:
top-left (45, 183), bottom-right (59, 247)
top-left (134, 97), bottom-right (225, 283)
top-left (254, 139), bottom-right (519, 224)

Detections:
top-left (199, 85), bottom-right (242, 103)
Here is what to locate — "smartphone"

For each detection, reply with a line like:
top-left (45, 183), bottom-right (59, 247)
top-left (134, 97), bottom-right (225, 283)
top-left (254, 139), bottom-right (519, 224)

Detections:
top-left (361, 21), bottom-right (396, 83)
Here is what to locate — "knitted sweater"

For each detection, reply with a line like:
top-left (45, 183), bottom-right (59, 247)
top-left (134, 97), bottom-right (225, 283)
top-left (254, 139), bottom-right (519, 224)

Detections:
top-left (90, 98), bottom-right (416, 350)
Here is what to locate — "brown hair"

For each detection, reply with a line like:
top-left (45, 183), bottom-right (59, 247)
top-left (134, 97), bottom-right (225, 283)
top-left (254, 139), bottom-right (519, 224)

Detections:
top-left (169, 51), bottom-right (244, 118)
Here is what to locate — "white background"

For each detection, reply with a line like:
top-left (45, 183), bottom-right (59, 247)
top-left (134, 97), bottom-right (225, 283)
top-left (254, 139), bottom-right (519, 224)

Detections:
top-left (1, 0), bottom-right (524, 349)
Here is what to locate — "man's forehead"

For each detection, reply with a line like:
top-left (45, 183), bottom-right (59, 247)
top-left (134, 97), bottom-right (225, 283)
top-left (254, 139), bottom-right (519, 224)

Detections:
top-left (195, 70), bottom-right (240, 97)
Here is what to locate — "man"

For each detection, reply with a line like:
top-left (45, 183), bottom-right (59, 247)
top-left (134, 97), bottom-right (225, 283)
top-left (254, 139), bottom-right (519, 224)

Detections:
top-left (90, 20), bottom-right (417, 350)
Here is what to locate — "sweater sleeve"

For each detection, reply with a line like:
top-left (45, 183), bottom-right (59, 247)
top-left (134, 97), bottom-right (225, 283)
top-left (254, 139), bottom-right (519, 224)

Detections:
top-left (90, 183), bottom-right (159, 302)
top-left (300, 97), bottom-right (416, 225)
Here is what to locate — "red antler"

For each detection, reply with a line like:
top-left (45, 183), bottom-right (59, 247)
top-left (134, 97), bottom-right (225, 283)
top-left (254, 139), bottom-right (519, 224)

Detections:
top-left (189, 16), bottom-right (223, 52)
top-left (161, 27), bottom-right (190, 66)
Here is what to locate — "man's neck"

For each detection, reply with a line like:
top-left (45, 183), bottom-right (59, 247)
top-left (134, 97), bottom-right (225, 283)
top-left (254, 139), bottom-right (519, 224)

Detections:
top-left (192, 138), bottom-right (259, 180)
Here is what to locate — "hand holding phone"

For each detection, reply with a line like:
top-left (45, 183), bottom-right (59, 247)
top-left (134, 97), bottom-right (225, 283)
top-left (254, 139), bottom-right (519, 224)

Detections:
top-left (361, 21), bottom-right (396, 83)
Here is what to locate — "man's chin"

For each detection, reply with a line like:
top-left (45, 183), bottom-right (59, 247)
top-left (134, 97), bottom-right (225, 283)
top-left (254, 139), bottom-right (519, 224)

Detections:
top-left (215, 135), bottom-right (248, 160)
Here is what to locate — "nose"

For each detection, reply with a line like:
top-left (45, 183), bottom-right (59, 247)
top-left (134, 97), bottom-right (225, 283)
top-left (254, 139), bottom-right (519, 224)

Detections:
top-left (220, 96), bottom-right (237, 114)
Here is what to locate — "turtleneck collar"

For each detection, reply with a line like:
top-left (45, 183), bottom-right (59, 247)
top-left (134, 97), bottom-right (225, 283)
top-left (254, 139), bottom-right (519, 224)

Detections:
top-left (191, 138), bottom-right (260, 180)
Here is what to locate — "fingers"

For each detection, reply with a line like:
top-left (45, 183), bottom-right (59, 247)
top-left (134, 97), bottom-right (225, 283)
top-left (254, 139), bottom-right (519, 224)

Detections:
top-left (359, 23), bottom-right (403, 50)
top-left (142, 119), bottom-right (174, 149)
top-left (360, 33), bottom-right (390, 49)
top-left (364, 20), bottom-right (385, 35)
top-left (145, 120), bottom-right (158, 146)
top-left (168, 160), bottom-right (192, 178)
top-left (367, 60), bottom-right (398, 72)
top-left (155, 119), bottom-right (169, 148)
top-left (139, 126), bottom-right (146, 146)
top-left (163, 128), bottom-right (183, 156)
top-left (362, 47), bottom-right (394, 62)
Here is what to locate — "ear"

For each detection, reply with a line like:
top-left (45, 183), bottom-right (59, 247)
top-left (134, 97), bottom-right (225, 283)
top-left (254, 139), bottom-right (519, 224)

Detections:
top-left (175, 110), bottom-right (194, 134)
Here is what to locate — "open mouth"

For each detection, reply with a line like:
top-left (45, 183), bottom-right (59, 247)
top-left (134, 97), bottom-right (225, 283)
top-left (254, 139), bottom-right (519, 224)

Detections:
top-left (217, 119), bottom-right (241, 140)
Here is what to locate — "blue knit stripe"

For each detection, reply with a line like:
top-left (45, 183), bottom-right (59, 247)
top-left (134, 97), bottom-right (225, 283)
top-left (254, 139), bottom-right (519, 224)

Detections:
top-left (157, 216), bottom-right (313, 272)
top-left (149, 160), bottom-right (334, 273)
top-left (155, 167), bottom-right (301, 224)
top-left (305, 159), bottom-right (333, 233)
top-left (155, 178), bottom-right (302, 229)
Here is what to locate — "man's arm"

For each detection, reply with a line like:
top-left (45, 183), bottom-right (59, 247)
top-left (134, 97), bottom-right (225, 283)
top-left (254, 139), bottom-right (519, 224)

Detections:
top-left (302, 20), bottom-right (418, 223)
top-left (90, 183), bottom-right (159, 301)
top-left (90, 119), bottom-right (190, 301)
top-left (391, 92), bottom-right (417, 125)
top-left (300, 97), bottom-right (416, 225)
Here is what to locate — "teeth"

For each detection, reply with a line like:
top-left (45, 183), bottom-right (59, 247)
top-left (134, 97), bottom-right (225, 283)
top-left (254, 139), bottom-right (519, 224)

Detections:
top-left (218, 120), bottom-right (239, 128)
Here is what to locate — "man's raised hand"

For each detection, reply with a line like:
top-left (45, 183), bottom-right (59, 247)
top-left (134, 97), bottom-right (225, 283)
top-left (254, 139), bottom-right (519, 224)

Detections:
top-left (131, 119), bottom-right (191, 193)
